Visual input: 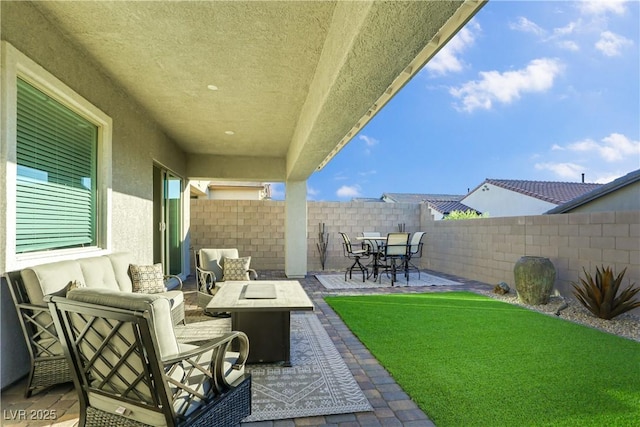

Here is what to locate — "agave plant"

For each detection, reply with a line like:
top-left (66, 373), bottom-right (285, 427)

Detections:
top-left (572, 266), bottom-right (640, 320)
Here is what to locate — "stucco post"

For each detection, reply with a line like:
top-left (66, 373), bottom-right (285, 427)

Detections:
top-left (285, 180), bottom-right (307, 278)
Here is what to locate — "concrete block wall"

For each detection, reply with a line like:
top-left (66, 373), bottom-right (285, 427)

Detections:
top-left (190, 199), bottom-right (421, 272)
top-left (190, 199), bottom-right (286, 270)
top-left (190, 199), bottom-right (638, 304)
top-left (308, 202), bottom-right (421, 271)
top-left (422, 210), bottom-right (640, 298)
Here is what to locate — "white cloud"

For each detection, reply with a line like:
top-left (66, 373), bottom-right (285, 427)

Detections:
top-left (450, 58), bottom-right (564, 112)
top-left (595, 31), bottom-right (633, 56)
top-left (336, 185), bottom-right (362, 199)
top-left (333, 171), bottom-right (349, 181)
top-left (553, 21), bottom-right (579, 37)
top-left (358, 134), bottom-right (379, 155)
top-left (424, 21), bottom-right (480, 76)
top-left (578, 0), bottom-right (627, 16)
top-left (565, 133), bottom-right (640, 162)
top-left (534, 162), bottom-right (585, 179)
top-left (358, 134), bottom-right (378, 147)
top-left (509, 17), bottom-right (546, 36)
top-left (556, 40), bottom-right (580, 51)
top-left (307, 186), bottom-right (319, 197)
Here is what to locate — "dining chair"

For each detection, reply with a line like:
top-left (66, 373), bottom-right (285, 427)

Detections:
top-left (379, 232), bottom-right (410, 286)
top-left (405, 231), bottom-right (426, 278)
top-left (360, 232), bottom-right (383, 279)
top-left (339, 232), bottom-right (370, 282)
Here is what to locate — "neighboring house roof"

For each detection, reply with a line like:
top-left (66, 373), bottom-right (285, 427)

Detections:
top-left (546, 169), bottom-right (640, 214)
top-left (426, 200), bottom-right (479, 216)
top-left (352, 197), bottom-right (384, 203)
top-left (469, 179), bottom-right (603, 205)
top-left (381, 193), bottom-right (479, 216)
top-left (382, 193), bottom-right (464, 204)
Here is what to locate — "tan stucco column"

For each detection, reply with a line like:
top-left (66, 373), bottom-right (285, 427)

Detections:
top-left (285, 180), bottom-right (307, 278)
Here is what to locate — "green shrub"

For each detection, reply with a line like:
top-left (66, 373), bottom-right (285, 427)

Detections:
top-left (444, 209), bottom-right (488, 220)
top-left (572, 266), bottom-right (640, 320)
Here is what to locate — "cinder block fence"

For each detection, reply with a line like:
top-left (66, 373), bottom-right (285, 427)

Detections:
top-left (190, 199), bottom-right (639, 299)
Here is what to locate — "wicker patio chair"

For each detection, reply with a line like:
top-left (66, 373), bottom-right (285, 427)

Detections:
top-left (5, 271), bottom-right (72, 398)
top-left (194, 248), bottom-right (257, 314)
top-left (45, 288), bottom-right (251, 427)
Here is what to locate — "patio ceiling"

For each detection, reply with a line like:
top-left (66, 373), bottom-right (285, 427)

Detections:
top-left (31, 0), bottom-right (485, 182)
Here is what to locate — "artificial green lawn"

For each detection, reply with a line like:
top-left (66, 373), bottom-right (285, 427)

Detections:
top-left (325, 292), bottom-right (640, 427)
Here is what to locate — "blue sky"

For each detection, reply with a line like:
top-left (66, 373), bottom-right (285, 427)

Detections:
top-left (273, 0), bottom-right (639, 201)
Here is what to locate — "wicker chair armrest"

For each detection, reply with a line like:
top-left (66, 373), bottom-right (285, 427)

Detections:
top-left (248, 269), bottom-right (258, 280)
top-left (196, 266), bottom-right (218, 290)
top-left (164, 273), bottom-right (183, 290)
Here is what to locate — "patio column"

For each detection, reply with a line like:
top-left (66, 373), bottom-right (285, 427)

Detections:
top-left (285, 180), bottom-right (307, 278)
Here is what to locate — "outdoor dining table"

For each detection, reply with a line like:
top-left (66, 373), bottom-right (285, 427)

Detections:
top-left (356, 236), bottom-right (387, 280)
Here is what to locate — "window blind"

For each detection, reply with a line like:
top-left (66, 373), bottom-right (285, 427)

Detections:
top-left (16, 78), bottom-right (98, 253)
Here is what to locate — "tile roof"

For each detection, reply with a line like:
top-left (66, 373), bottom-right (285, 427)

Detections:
top-left (472, 179), bottom-right (604, 205)
top-left (382, 193), bottom-right (464, 204)
top-left (546, 169), bottom-right (640, 213)
top-left (426, 200), bottom-right (480, 215)
top-left (351, 197), bottom-right (384, 203)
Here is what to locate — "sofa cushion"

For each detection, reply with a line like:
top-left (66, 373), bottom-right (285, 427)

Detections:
top-left (199, 249), bottom-right (239, 283)
top-left (77, 256), bottom-right (120, 290)
top-left (21, 260), bottom-right (85, 306)
top-left (223, 257), bottom-right (252, 281)
top-left (106, 252), bottom-right (134, 292)
top-left (130, 264), bottom-right (166, 294)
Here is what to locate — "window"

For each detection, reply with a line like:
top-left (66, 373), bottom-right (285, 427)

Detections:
top-left (1, 41), bottom-right (112, 269)
top-left (16, 79), bottom-right (98, 253)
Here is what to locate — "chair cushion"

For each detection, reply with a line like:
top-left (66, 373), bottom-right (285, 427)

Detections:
top-left (130, 263), bottom-right (166, 293)
top-left (223, 257), bottom-right (251, 281)
top-left (66, 288), bottom-right (180, 359)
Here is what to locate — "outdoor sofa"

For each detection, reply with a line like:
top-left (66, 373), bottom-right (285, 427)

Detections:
top-left (5, 252), bottom-right (184, 397)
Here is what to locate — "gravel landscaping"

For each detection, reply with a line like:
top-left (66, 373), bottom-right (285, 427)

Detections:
top-left (479, 289), bottom-right (640, 343)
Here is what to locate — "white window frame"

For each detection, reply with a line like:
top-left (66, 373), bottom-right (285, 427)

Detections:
top-left (1, 42), bottom-right (112, 271)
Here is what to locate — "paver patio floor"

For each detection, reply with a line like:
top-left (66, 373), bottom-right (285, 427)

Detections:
top-left (1, 270), bottom-right (492, 427)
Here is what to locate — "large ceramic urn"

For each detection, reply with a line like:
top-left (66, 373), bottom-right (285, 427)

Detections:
top-left (513, 256), bottom-right (556, 305)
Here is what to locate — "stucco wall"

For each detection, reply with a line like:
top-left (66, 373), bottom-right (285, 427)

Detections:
top-left (1, 2), bottom-right (188, 388)
top-left (462, 183), bottom-right (557, 217)
top-left (568, 182), bottom-right (640, 213)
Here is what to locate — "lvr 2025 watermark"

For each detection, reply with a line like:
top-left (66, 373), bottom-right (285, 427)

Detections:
top-left (3, 409), bottom-right (57, 421)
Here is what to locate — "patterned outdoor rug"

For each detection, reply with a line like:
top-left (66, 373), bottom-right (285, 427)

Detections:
top-left (174, 313), bottom-right (372, 422)
top-left (316, 271), bottom-right (463, 289)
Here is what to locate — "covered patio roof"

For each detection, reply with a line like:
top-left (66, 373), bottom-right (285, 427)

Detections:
top-left (30, 0), bottom-right (485, 182)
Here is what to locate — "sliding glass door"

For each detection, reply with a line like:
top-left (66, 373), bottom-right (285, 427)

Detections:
top-left (153, 165), bottom-right (183, 276)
